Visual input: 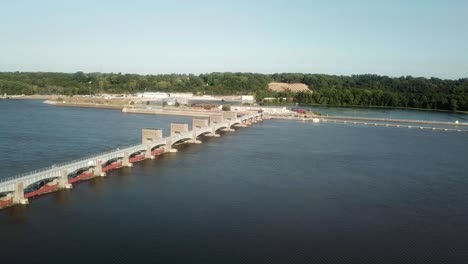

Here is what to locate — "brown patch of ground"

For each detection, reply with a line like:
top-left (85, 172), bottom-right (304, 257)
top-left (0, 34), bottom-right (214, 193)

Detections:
top-left (54, 96), bottom-right (131, 106)
top-left (268, 82), bottom-right (310, 93)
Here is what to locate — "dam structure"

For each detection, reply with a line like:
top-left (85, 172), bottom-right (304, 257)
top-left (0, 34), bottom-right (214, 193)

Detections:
top-left (0, 112), bottom-right (263, 209)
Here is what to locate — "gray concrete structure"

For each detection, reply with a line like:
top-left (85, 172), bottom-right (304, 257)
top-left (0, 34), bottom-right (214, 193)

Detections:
top-left (0, 112), bottom-right (263, 209)
top-left (223, 112), bottom-right (237, 121)
top-left (210, 115), bottom-right (224, 124)
top-left (192, 119), bottom-right (209, 129)
top-left (58, 170), bottom-right (72, 189)
top-left (94, 160), bottom-right (104, 177)
top-left (122, 152), bottom-right (132, 167)
top-left (142, 128), bottom-right (163, 144)
top-left (170, 123), bottom-right (189, 136)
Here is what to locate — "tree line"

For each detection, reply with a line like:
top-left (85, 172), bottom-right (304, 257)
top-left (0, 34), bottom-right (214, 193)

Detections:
top-left (0, 72), bottom-right (467, 111)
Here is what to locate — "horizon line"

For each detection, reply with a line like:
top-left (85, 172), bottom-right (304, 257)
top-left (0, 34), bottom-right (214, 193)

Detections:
top-left (1, 70), bottom-right (466, 81)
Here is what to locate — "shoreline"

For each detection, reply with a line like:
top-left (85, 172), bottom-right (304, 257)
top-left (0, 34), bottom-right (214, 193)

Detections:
top-left (10, 96), bottom-right (468, 124)
top-left (5, 95), bottom-right (59, 100)
top-left (263, 102), bottom-right (468, 115)
top-left (265, 113), bottom-right (468, 126)
top-left (44, 100), bottom-right (468, 126)
top-left (44, 100), bottom-right (230, 117)
top-left (44, 100), bottom-right (123, 110)
top-left (5, 94), bottom-right (468, 115)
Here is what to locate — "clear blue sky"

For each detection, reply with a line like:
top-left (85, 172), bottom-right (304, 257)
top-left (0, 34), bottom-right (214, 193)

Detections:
top-left (1, 0), bottom-right (467, 79)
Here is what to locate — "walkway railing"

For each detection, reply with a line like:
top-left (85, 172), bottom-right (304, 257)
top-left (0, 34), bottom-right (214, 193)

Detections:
top-left (0, 142), bottom-right (143, 184)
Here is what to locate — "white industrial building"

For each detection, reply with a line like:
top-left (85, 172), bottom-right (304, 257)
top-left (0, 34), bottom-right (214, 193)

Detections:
top-left (169, 93), bottom-right (193, 98)
top-left (231, 106), bottom-right (292, 114)
top-left (136, 92), bottom-right (169, 99)
top-left (136, 92), bottom-right (193, 100)
top-left (241, 95), bottom-right (255, 102)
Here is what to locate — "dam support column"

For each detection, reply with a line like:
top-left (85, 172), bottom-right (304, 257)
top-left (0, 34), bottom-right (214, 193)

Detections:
top-left (58, 169), bottom-right (72, 189)
top-left (189, 118), bottom-right (209, 143)
top-left (165, 139), bottom-right (178, 153)
top-left (206, 116), bottom-right (223, 137)
top-left (168, 123), bottom-right (190, 151)
top-left (142, 129), bottom-right (164, 158)
top-left (187, 131), bottom-right (202, 144)
top-left (14, 181), bottom-right (28, 205)
top-left (205, 127), bottom-right (220, 137)
top-left (145, 145), bottom-right (155, 159)
top-left (94, 160), bottom-right (106, 177)
top-left (122, 151), bottom-right (133, 167)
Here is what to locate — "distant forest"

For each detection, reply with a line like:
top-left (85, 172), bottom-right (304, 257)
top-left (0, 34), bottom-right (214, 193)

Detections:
top-left (1, 72), bottom-right (467, 111)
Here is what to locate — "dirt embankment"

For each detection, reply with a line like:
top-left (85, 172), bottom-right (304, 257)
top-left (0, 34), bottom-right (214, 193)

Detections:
top-left (8, 95), bottom-right (60, 100)
top-left (55, 96), bottom-right (131, 105)
top-left (43, 96), bottom-right (228, 116)
top-left (268, 82), bottom-right (310, 93)
top-left (43, 96), bottom-right (131, 109)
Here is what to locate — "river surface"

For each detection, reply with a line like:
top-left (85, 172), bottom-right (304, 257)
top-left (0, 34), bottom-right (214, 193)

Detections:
top-left (295, 105), bottom-right (468, 122)
top-left (1, 100), bottom-right (467, 263)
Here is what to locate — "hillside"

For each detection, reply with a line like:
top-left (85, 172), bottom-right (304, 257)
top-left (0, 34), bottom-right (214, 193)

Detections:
top-left (0, 72), bottom-right (467, 111)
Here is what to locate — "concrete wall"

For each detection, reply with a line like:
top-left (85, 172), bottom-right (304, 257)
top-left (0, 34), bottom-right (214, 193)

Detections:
top-left (170, 123), bottom-right (189, 136)
top-left (142, 129), bottom-right (163, 144)
top-left (210, 115), bottom-right (224, 125)
top-left (192, 119), bottom-right (209, 129)
top-left (223, 112), bottom-right (237, 121)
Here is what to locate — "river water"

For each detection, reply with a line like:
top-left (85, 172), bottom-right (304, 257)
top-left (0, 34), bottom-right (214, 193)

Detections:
top-left (0, 100), bottom-right (467, 263)
top-left (296, 105), bottom-right (468, 122)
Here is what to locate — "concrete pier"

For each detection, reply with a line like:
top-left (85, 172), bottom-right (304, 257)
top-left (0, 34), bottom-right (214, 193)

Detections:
top-left (14, 182), bottom-right (28, 205)
top-left (122, 152), bottom-right (133, 167)
top-left (59, 170), bottom-right (72, 189)
top-left (94, 160), bottom-right (106, 177)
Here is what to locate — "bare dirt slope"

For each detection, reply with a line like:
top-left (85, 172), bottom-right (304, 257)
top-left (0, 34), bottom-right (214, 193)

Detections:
top-left (268, 82), bottom-right (310, 93)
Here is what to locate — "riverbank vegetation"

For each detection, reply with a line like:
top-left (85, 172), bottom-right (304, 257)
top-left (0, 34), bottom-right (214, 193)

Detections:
top-left (0, 72), bottom-right (467, 111)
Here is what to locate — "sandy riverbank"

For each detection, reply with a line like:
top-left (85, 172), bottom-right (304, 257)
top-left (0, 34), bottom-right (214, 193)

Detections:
top-left (44, 100), bottom-right (124, 109)
top-left (44, 100), bottom-right (231, 117)
top-left (8, 95), bottom-right (60, 100)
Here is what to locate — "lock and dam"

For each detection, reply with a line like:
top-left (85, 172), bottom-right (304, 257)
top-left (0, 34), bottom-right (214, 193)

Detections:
top-left (0, 112), bottom-right (263, 209)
